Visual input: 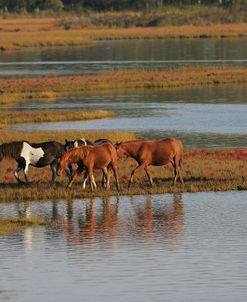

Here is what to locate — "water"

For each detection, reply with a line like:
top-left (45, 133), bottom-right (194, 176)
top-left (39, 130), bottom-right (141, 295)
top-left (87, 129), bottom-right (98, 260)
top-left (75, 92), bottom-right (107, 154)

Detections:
top-left (1, 38), bottom-right (247, 77)
top-left (2, 38), bottom-right (247, 147)
top-left (1, 191), bottom-right (247, 301)
top-left (1, 35), bottom-right (247, 302)
top-left (10, 86), bottom-right (247, 148)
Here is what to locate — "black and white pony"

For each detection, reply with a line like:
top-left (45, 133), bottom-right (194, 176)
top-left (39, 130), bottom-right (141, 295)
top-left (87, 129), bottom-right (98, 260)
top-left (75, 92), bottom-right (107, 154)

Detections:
top-left (0, 141), bottom-right (70, 184)
top-left (63, 138), bottom-right (113, 189)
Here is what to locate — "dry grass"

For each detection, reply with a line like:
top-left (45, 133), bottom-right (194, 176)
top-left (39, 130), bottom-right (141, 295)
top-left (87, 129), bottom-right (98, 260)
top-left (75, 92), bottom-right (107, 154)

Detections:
top-left (1, 15), bottom-right (247, 50)
top-left (0, 110), bottom-right (116, 129)
top-left (0, 147), bottom-right (246, 202)
top-left (1, 67), bottom-right (247, 105)
top-left (0, 92), bottom-right (61, 105)
top-left (0, 30), bottom-right (93, 50)
top-left (0, 17), bottom-right (59, 32)
top-left (0, 130), bottom-right (136, 145)
top-left (78, 23), bottom-right (247, 39)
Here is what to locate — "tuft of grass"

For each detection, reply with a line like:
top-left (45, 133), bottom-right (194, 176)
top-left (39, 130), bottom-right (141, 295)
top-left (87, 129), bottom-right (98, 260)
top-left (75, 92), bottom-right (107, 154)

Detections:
top-left (0, 110), bottom-right (116, 129)
top-left (0, 216), bottom-right (56, 236)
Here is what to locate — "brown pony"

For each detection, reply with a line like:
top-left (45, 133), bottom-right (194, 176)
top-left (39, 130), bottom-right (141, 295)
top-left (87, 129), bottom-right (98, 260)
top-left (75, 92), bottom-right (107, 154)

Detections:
top-left (57, 144), bottom-right (120, 192)
top-left (115, 138), bottom-right (184, 188)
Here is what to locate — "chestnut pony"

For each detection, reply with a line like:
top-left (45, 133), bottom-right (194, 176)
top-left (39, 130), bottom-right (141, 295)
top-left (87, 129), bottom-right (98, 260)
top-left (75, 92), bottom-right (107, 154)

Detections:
top-left (115, 138), bottom-right (184, 188)
top-left (57, 144), bottom-right (120, 192)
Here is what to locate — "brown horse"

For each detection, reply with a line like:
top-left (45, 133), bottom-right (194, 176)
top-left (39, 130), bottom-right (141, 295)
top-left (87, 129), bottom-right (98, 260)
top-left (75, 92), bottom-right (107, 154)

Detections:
top-left (57, 144), bottom-right (120, 192)
top-left (115, 138), bottom-right (184, 188)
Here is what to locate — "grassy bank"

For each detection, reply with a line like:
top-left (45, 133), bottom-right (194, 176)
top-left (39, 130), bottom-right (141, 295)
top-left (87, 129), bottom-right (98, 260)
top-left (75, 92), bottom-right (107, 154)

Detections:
top-left (2, 7), bottom-right (247, 30)
top-left (0, 110), bottom-right (116, 129)
top-left (1, 23), bottom-right (247, 50)
top-left (0, 147), bottom-right (246, 202)
top-left (1, 67), bottom-right (247, 105)
top-left (1, 12), bottom-right (247, 50)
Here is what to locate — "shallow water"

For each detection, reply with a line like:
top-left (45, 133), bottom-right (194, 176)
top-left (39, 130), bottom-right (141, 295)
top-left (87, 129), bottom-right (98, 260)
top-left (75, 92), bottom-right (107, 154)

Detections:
top-left (10, 86), bottom-right (247, 148)
top-left (1, 38), bottom-right (247, 77)
top-left (1, 191), bottom-right (247, 301)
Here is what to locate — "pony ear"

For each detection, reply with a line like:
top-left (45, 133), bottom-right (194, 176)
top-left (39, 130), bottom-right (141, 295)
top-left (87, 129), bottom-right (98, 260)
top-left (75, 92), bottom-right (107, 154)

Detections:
top-left (65, 139), bottom-right (68, 143)
top-left (115, 141), bottom-right (121, 148)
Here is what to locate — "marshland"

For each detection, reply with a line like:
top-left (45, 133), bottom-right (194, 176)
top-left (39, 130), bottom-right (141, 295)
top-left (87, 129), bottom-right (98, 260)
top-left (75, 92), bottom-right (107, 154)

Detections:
top-left (1, 3), bottom-right (247, 301)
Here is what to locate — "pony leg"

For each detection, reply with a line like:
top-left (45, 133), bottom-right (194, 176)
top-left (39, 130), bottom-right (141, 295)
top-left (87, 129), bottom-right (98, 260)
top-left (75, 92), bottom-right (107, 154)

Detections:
top-left (82, 173), bottom-right (88, 191)
top-left (65, 165), bottom-right (72, 181)
top-left (111, 164), bottom-right (120, 191)
top-left (102, 167), bottom-right (110, 191)
top-left (144, 166), bottom-right (153, 186)
top-left (178, 159), bottom-right (184, 185)
top-left (82, 172), bottom-right (96, 191)
top-left (50, 161), bottom-right (57, 184)
top-left (24, 162), bottom-right (30, 183)
top-left (14, 166), bottom-right (22, 183)
top-left (15, 157), bottom-right (26, 183)
top-left (67, 166), bottom-right (84, 189)
top-left (173, 156), bottom-right (183, 185)
top-left (101, 173), bottom-right (106, 188)
top-left (67, 171), bottom-right (79, 189)
top-left (128, 162), bottom-right (146, 189)
top-left (92, 175), bottom-right (97, 189)
top-left (88, 168), bottom-right (95, 192)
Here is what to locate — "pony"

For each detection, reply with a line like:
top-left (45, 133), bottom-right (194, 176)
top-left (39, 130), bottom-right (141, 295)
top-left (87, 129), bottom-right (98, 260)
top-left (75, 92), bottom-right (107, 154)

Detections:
top-left (64, 138), bottom-right (113, 187)
top-left (115, 138), bottom-right (184, 188)
top-left (57, 144), bottom-right (120, 192)
top-left (0, 140), bottom-right (70, 184)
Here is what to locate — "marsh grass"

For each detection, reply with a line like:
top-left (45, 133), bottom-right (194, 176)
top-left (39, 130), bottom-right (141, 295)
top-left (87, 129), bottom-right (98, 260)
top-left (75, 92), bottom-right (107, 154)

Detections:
top-left (0, 30), bottom-right (93, 50)
top-left (0, 130), bottom-right (136, 144)
top-left (0, 148), bottom-right (246, 202)
top-left (1, 67), bottom-right (247, 105)
top-left (0, 110), bottom-right (116, 128)
top-left (0, 11), bottom-right (247, 50)
top-left (0, 92), bottom-right (60, 105)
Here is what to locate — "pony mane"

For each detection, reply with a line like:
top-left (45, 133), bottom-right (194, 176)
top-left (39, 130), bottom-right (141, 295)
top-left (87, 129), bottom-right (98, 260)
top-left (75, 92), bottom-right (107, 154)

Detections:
top-left (63, 146), bottom-right (93, 162)
top-left (0, 141), bottom-right (25, 159)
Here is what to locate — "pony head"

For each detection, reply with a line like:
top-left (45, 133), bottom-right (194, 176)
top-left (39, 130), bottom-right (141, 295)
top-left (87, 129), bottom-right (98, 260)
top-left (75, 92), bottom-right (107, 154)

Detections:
top-left (64, 139), bottom-right (75, 151)
top-left (115, 142), bottom-right (128, 158)
top-left (56, 154), bottom-right (67, 176)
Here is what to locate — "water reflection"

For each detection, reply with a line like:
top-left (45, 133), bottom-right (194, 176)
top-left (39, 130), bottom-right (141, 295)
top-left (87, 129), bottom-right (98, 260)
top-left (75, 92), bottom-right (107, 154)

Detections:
top-left (1, 38), bottom-right (247, 77)
top-left (1, 192), bottom-right (247, 302)
top-left (5, 194), bottom-right (184, 247)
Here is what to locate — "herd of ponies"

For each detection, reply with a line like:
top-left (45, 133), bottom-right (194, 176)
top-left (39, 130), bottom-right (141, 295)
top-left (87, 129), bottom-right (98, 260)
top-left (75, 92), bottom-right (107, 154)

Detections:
top-left (0, 137), bottom-right (184, 191)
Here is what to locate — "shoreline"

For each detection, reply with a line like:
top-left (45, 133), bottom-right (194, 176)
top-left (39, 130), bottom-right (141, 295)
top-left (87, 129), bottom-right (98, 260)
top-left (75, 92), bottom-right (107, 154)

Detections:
top-left (0, 147), bottom-right (246, 202)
